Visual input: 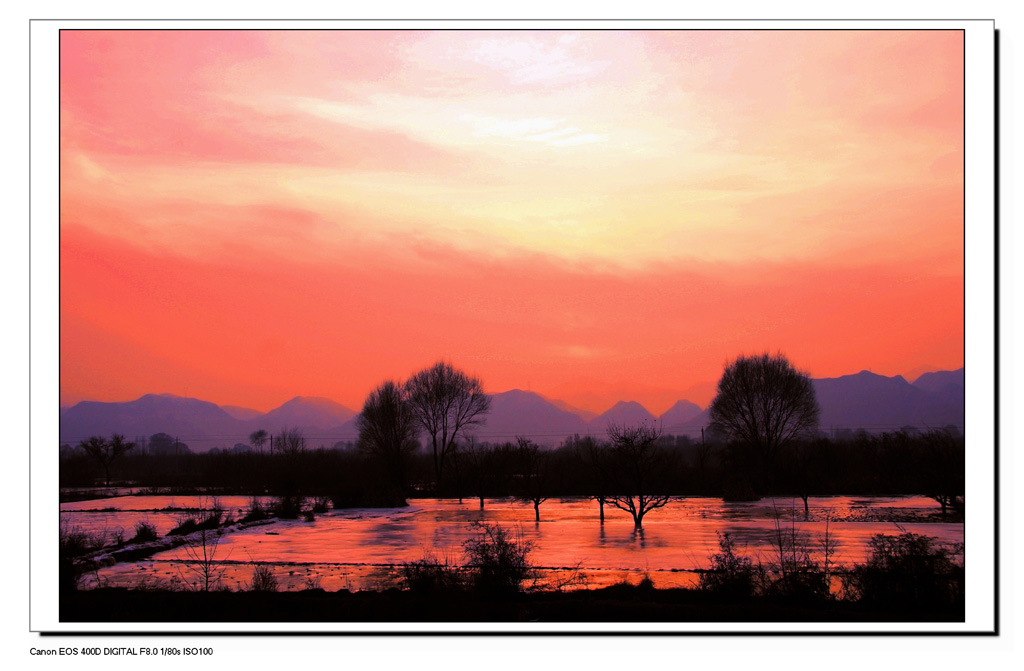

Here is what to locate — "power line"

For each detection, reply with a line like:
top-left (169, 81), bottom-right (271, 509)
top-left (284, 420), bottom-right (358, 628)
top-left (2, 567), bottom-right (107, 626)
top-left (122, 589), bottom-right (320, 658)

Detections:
top-left (59, 423), bottom-right (964, 445)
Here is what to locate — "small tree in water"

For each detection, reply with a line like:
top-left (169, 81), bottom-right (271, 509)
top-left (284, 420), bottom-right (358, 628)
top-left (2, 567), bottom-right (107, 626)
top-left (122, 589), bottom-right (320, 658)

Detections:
top-left (513, 437), bottom-right (549, 522)
top-left (605, 422), bottom-right (675, 529)
top-left (570, 434), bottom-right (613, 523)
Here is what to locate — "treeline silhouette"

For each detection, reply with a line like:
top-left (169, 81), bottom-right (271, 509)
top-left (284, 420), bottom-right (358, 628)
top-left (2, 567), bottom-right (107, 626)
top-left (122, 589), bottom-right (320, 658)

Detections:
top-left (59, 427), bottom-right (965, 516)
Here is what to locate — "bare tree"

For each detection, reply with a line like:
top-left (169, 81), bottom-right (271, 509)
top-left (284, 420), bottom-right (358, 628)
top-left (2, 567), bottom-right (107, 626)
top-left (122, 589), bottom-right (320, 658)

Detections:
top-left (513, 437), bottom-right (549, 522)
top-left (178, 527), bottom-right (228, 592)
top-left (405, 361), bottom-right (491, 485)
top-left (570, 434), bottom-right (613, 523)
top-left (248, 429), bottom-right (268, 455)
top-left (274, 427), bottom-right (306, 456)
top-left (272, 427), bottom-right (306, 517)
top-left (78, 433), bottom-right (134, 486)
top-left (917, 429), bottom-right (965, 516)
top-left (461, 437), bottom-right (499, 510)
top-left (356, 380), bottom-right (420, 492)
top-left (708, 352), bottom-right (820, 472)
top-left (606, 422), bottom-right (674, 529)
top-left (695, 427), bottom-right (715, 494)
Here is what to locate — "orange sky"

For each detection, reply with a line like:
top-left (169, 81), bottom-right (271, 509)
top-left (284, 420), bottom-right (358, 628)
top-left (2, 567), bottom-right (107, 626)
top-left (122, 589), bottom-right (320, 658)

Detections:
top-left (59, 30), bottom-right (964, 415)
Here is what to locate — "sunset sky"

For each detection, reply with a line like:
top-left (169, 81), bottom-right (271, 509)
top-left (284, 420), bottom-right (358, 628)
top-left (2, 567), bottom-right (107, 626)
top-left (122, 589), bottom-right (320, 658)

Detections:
top-left (59, 30), bottom-right (964, 415)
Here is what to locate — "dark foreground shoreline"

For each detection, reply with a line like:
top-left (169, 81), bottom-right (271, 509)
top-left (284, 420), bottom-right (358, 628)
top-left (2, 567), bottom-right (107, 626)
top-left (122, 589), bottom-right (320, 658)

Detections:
top-left (61, 586), bottom-right (965, 624)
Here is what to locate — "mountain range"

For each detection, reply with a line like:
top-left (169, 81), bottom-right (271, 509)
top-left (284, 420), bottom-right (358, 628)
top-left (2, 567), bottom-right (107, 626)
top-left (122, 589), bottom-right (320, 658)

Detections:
top-left (59, 368), bottom-right (965, 451)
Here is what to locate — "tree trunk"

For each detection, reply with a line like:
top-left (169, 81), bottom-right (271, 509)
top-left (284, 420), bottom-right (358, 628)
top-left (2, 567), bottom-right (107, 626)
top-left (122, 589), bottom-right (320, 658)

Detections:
top-left (478, 495), bottom-right (485, 510)
top-left (534, 501), bottom-right (540, 522)
top-left (802, 494), bottom-right (809, 518)
top-left (599, 498), bottom-right (605, 523)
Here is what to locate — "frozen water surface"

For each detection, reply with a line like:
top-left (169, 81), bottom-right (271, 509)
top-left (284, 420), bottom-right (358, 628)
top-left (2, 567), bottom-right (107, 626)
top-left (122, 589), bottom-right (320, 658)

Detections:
top-left (62, 496), bottom-right (964, 592)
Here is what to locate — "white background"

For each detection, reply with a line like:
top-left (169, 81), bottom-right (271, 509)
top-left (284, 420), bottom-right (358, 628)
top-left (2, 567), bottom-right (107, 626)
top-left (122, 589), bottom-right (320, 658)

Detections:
top-left (5, 1), bottom-right (1019, 668)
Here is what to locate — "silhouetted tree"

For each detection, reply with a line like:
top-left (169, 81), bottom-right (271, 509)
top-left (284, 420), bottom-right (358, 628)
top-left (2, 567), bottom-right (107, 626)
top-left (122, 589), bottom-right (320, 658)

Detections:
top-left (249, 429), bottom-right (269, 455)
top-left (917, 429), bottom-right (965, 516)
top-left (272, 427), bottom-right (306, 517)
top-left (784, 438), bottom-right (832, 517)
top-left (605, 422), bottom-right (675, 529)
top-left (356, 380), bottom-right (420, 494)
top-left (694, 427), bottom-right (715, 494)
top-left (709, 352), bottom-right (820, 476)
top-left (148, 432), bottom-right (189, 456)
top-left (462, 437), bottom-right (500, 510)
top-left (513, 437), bottom-right (549, 522)
top-left (570, 434), bottom-right (613, 523)
top-left (274, 427), bottom-right (306, 456)
top-left (78, 433), bottom-right (134, 486)
top-left (405, 361), bottom-right (491, 485)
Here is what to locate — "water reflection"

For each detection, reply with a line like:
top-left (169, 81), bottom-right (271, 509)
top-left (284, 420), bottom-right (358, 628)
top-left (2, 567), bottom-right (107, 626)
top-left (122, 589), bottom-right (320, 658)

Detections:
top-left (633, 527), bottom-right (646, 549)
top-left (62, 495), bottom-right (963, 591)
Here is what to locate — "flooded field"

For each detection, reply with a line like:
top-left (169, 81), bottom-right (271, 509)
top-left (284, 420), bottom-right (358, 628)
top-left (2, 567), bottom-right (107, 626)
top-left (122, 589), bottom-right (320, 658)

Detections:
top-left (61, 495), bottom-right (964, 592)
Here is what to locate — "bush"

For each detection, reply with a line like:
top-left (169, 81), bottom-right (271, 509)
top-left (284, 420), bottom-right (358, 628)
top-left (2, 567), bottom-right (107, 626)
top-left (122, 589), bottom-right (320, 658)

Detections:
top-left (248, 564), bottom-right (278, 592)
top-left (167, 510), bottom-right (222, 536)
top-left (241, 497), bottom-right (269, 523)
top-left (845, 532), bottom-right (963, 608)
top-left (59, 520), bottom-right (103, 557)
top-left (131, 520), bottom-right (159, 543)
top-left (401, 550), bottom-right (465, 593)
top-left (59, 520), bottom-right (104, 592)
top-left (699, 532), bottom-right (760, 599)
top-left (761, 511), bottom-right (830, 601)
top-left (274, 495), bottom-right (304, 520)
top-left (462, 523), bottom-right (535, 596)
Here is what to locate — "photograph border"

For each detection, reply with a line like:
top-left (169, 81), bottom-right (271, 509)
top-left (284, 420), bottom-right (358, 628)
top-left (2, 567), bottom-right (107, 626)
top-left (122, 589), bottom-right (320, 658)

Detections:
top-left (31, 18), bottom-right (998, 636)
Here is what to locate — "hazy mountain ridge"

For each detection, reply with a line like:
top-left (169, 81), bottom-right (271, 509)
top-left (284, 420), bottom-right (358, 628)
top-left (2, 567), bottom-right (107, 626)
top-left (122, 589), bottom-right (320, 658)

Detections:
top-left (60, 368), bottom-right (965, 451)
top-left (658, 400), bottom-right (704, 431)
top-left (813, 370), bottom-right (964, 433)
top-left (478, 389), bottom-right (587, 444)
top-left (248, 396), bottom-right (357, 432)
top-left (912, 368), bottom-right (965, 395)
top-left (220, 405), bottom-right (263, 421)
top-left (590, 400), bottom-right (658, 429)
top-left (59, 394), bottom-right (243, 448)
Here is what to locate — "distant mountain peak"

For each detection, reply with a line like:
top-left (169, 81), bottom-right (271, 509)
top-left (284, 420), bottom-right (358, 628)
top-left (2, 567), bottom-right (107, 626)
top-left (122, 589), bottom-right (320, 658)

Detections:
top-left (533, 392), bottom-right (597, 421)
top-left (281, 395), bottom-right (343, 406)
top-left (664, 399), bottom-right (702, 412)
top-left (660, 399), bottom-right (703, 427)
top-left (257, 396), bottom-right (357, 431)
top-left (493, 389), bottom-right (539, 399)
top-left (826, 370), bottom-right (910, 386)
top-left (592, 400), bottom-right (657, 428)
